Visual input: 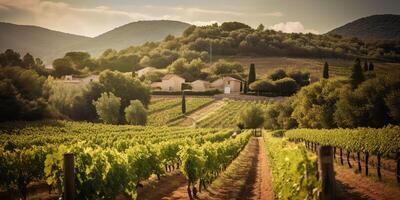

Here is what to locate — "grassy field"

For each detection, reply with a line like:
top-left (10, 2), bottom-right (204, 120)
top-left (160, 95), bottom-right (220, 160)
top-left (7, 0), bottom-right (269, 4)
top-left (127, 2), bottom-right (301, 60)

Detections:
top-left (222, 56), bottom-right (400, 79)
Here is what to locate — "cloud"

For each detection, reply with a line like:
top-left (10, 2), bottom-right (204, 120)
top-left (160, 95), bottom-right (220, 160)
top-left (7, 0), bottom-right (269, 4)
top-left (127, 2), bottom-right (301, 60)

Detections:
top-left (262, 12), bottom-right (283, 17)
top-left (269, 22), bottom-right (319, 34)
top-left (0, 0), bottom-right (153, 37)
top-left (0, 0), bottom-right (286, 36)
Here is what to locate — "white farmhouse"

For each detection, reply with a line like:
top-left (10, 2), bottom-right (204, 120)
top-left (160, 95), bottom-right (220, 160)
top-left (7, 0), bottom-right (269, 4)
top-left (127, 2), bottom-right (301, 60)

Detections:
top-left (190, 80), bottom-right (211, 91)
top-left (151, 74), bottom-right (185, 91)
top-left (211, 76), bottom-right (241, 94)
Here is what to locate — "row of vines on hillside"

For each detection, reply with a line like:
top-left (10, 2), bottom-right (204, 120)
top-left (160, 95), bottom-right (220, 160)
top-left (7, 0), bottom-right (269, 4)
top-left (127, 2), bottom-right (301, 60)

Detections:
top-left (148, 97), bottom-right (214, 126)
top-left (197, 100), bottom-right (267, 128)
top-left (0, 120), bottom-right (250, 199)
top-left (285, 126), bottom-right (400, 182)
top-left (263, 132), bottom-right (320, 199)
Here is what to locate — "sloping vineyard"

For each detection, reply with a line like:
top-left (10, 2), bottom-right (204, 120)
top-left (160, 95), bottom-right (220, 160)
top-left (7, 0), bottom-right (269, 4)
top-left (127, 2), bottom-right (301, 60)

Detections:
top-left (148, 97), bottom-right (214, 126)
top-left (196, 100), bottom-right (267, 128)
top-left (0, 120), bottom-right (250, 199)
top-left (285, 126), bottom-right (400, 182)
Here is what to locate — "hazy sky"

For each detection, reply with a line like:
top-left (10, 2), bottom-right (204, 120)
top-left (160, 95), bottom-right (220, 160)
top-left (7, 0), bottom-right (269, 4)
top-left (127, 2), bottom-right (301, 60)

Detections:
top-left (1, 0), bottom-right (399, 37)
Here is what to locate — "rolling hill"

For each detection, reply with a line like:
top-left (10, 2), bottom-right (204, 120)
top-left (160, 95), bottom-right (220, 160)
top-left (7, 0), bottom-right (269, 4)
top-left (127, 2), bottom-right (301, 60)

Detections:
top-left (328, 14), bottom-right (400, 40)
top-left (0, 22), bottom-right (90, 62)
top-left (64, 20), bottom-right (191, 56)
top-left (0, 20), bottom-right (191, 63)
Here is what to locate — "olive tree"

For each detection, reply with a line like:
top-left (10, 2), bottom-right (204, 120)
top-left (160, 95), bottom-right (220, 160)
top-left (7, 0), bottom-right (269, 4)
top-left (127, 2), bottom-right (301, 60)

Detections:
top-left (125, 100), bottom-right (147, 125)
top-left (93, 92), bottom-right (121, 124)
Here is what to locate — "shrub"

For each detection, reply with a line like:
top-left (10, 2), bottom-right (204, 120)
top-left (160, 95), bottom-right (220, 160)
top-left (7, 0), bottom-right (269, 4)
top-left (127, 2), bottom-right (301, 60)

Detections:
top-left (125, 100), bottom-right (147, 125)
top-left (238, 104), bottom-right (264, 129)
top-left (274, 77), bottom-right (298, 96)
top-left (93, 92), bottom-right (121, 124)
top-left (249, 80), bottom-right (276, 93)
top-left (269, 69), bottom-right (287, 81)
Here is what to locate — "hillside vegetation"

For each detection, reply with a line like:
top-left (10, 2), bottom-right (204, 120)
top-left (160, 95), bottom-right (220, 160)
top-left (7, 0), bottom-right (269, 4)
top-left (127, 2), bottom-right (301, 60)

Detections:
top-left (0, 20), bottom-right (190, 62)
top-left (0, 22), bottom-right (90, 62)
top-left (328, 14), bottom-right (400, 40)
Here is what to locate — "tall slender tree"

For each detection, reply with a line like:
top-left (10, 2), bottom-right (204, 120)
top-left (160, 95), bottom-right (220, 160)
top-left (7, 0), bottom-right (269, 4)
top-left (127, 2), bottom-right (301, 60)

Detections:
top-left (323, 61), bottom-right (329, 79)
top-left (182, 90), bottom-right (186, 114)
top-left (369, 62), bottom-right (374, 71)
top-left (350, 58), bottom-right (365, 89)
top-left (248, 63), bottom-right (256, 85)
top-left (363, 60), bottom-right (369, 71)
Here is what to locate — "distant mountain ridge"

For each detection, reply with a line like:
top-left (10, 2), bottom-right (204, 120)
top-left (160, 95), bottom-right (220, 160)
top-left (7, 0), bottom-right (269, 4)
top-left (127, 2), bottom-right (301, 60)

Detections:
top-left (0, 22), bottom-right (90, 62)
top-left (0, 20), bottom-right (191, 63)
top-left (64, 20), bottom-right (191, 56)
top-left (328, 14), bottom-right (400, 40)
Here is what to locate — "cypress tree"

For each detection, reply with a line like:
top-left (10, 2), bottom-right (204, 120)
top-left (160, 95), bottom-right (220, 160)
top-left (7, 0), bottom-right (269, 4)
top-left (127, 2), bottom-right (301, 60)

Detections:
top-left (369, 62), bottom-right (374, 71)
top-left (181, 90), bottom-right (186, 114)
top-left (350, 58), bottom-right (365, 89)
top-left (323, 61), bottom-right (329, 79)
top-left (248, 63), bottom-right (256, 85)
top-left (363, 60), bottom-right (369, 71)
top-left (243, 82), bottom-right (248, 94)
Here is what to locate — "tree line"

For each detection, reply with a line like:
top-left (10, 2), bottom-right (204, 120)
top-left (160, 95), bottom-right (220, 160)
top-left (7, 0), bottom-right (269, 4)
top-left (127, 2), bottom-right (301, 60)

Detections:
top-left (0, 49), bottom-right (151, 124)
top-left (239, 58), bottom-right (399, 130)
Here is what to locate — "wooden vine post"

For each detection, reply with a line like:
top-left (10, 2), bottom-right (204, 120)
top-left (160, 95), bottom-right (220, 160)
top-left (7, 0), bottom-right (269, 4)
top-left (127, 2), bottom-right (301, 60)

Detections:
top-left (317, 146), bottom-right (336, 200)
top-left (396, 152), bottom-right (400, 183)
top-left (63, 153), bottom-right (75, 200)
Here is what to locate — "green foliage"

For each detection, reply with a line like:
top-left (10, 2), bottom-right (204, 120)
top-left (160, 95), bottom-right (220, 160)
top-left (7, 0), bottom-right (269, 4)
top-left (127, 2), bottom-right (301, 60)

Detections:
top-left (264, 99), bottom-right (297, 130)
top-left (182, 91), bottom-right (186, 114)
top-left (125, 100), bottom-right (147, 125)
top-left (350, 58), bottom-right (365, 89)
top-left (22, 53), bottom-right (35, 68)
top-left (0, 120), bottom-right (246, 200)
top-left (249, 79), bottom-right (276, 93)
top-left (292, 79), bottom-right (345, 128)
top-left (99, 70), bottom-right (151, 109)
top-left (147, 97), bottom-right (214, 126)
top-left (263, 133), bottom-right (320, 199)
top-left (247, 63), bottom-right (256, 85)
top-left (143, 70), bottom-right (165, 82)
top-left (334, 75), bottom-right (400, 128)
top-left (323, 61), bottom-right (329, 79)
top-left (167, 58), bottom-right (205, 81)
top-left (285, 126), bottom-right (400, 156)
top-left (0, 66), bottom-right (49, 122)
top-left (269, 69), bottom-right (287, 81)
top-left (197, 100), bottom-right (266, 128)
top-left (64, 51), bottom-right (95, 70)
top-left (0, 146), bottom-right (47, 199)
top-left (287, 70), bottom-right (310, 87)
top-left (385, 90), bottom-right (400, 123)
top-left (0, 49), bottom-right (22, 67)
top-left (249, 75), bottom-right (300, 96)
top-left (93, 92), bottom-right (121, 124)
top-left (275, 77), bottom-right (298, 96)
top-left (52, 57), bottom-right (76, 77)
top-left (238, 104), bottom-right (265, 129)
top-left (210, 59), bottom-right (243, 76)
top-left (220, 22), bottom-right (251, 31)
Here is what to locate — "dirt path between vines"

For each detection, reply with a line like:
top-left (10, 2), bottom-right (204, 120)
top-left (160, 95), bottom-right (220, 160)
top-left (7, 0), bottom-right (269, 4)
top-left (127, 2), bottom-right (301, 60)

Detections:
top-left (178, 100), bottom-right (225, 127)
top-left (335, 163), bottom-right (400, 200)
top-left (137, 137), bottom-right (273, 200)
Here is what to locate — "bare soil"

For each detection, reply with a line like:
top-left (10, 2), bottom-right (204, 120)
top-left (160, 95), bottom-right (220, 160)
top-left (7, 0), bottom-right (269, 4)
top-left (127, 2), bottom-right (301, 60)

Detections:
top-left (141, 137), bottom-right (274, 200)
top-left (334, 157), bottom-right (400, 200)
